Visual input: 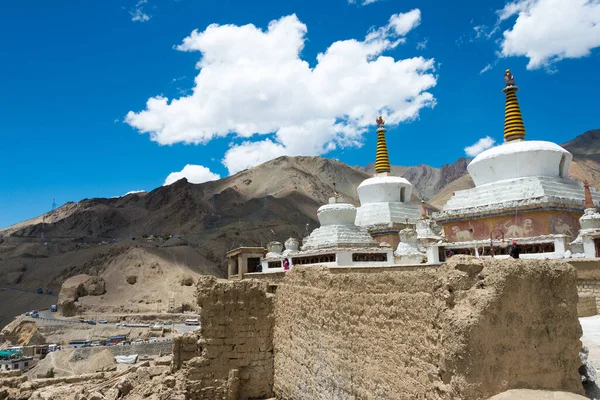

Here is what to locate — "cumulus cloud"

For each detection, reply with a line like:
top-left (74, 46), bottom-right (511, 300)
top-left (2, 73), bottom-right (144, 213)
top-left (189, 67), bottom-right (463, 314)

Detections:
top-left (164, 165), bottom-right (220, 185)
top-left (126, 12), bottom-right (436, 174)
top-left (130, 0), bottom-right (151, 22)
top-left (464, 136), bottom-right (496, 157)
top-left (498, 0), bottom-right (600, 69)
top-left (388, 9), bottom-right (421, 35)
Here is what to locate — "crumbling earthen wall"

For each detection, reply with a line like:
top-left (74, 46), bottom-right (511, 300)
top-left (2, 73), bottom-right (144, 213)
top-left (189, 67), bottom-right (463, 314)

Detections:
top-left (175, 277), bottom-right (274, 400)
top-left (273, 257), bottom-right (584, 399)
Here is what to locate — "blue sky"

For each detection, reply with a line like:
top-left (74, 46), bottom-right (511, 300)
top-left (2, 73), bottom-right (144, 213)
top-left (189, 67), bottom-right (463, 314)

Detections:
top-left (1, 0), bottom-right (599, 229)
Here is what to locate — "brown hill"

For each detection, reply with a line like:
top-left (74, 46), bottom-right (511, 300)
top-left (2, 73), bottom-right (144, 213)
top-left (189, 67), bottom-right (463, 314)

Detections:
top-left (0, 156), bottom-right (373, 327)
top-left (1, 131), bottom-right (598, 328)
top-left (563, 129), bottom-right (600, 188)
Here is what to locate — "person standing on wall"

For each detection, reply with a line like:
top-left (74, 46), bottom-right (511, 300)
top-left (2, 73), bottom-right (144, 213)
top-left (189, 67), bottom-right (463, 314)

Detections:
top-left (509, 241), bottom-right (520, 259)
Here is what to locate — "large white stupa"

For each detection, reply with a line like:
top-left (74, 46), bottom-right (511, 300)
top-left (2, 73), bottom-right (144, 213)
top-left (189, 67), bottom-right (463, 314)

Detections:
top-left (355, 116), bottom-right (421, 248)
top-left (433, 69), bottom-right (599, 259)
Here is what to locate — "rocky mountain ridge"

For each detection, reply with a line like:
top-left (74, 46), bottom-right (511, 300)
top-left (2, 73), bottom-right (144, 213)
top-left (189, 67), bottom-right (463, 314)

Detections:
top-left (0, 129), bottom-right (598, 328)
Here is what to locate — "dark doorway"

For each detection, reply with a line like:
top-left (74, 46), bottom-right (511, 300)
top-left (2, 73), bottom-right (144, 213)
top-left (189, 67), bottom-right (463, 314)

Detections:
top-left (247, 257), bottom-right (261, 273)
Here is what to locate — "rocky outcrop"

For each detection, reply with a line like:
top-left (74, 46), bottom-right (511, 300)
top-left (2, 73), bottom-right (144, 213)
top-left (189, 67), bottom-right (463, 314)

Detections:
top-left (58, 274), bottom-right (106, 317)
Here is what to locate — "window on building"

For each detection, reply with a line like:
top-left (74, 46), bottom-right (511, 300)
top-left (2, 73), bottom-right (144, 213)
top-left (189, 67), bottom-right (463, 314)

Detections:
top-left (247, 257), bottom-right (261, 273)
top-left (400, 187), bottom-right (406, 202)
top-left (292, 254), bottom-right (336, 265)
top-left (268, 261), bottom-right (282, 269)
top-left (352, 253), bottom-right (387, 262)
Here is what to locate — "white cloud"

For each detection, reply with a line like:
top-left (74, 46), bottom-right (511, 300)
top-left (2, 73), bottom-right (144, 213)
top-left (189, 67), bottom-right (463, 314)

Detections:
top-left (416, 38), bottom-right (428, 50)
top-left (388, 9), bottom-right (421, 36)
top-left (126, 12), bottom-right (436, 174)
top-left (348, 0), bottom-right (381, 5)
top-left (130, 0), bottom-right (151, 22)
top-left (479, 64), bottom-right (492, 74)
top-left (464, 136), bottom-right (496, 157)
top-left (164, 165), bottom-right (220, 185)
top-left (497, 0), bottom-right (600, 69)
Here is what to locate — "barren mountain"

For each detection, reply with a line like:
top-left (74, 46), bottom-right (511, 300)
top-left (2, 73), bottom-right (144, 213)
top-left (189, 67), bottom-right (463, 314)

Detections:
top-left (1, 131), bottom-right (598, 329)
top-left (0, 157), bottom-right (374, 327)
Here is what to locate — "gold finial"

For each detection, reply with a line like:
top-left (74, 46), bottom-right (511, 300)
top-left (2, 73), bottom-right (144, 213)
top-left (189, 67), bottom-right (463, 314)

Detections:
top-left (502, 69), bottom-right (526, 142)
top-left (375, 115), bottom-right (391, 174)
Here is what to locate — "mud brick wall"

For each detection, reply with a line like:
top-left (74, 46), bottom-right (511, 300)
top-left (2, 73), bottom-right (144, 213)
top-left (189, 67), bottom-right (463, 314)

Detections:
top-left (569, 259), bottom-right (600, 311)
top-left (273, 257), bottom-right (584, 400)
top-left (577, 295), bottom-right (598, 317)
top-left (177, 277), bottom-right (275, 400)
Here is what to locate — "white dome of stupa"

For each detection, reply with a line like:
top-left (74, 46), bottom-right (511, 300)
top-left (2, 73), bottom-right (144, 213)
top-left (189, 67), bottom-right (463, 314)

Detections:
top-left (357, 175), bottom-right (413, 204)
top-left (468, 140), bottom-right (572, 187)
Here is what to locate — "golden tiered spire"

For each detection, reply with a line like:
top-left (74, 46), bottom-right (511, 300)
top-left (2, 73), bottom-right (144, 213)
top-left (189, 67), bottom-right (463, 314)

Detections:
top-left (503, 69), bottom-right (526, 142)
top-left (375, 116), bottom-right (391, 174)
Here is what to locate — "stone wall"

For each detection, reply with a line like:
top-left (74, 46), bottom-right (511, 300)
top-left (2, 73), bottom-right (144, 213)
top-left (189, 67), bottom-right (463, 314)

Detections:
top-left (273, 257), bottom-right (584, 399)
top-left (577, 281), bottom-right (600, 309)
top-left (577, 296), bottom-right (597, 317)
top-left (569, 260), bottom-right (600, 311)
top-left (175, 277), bottom-right (275, 400)
top-left (107, 341), bottom-right (172, 357)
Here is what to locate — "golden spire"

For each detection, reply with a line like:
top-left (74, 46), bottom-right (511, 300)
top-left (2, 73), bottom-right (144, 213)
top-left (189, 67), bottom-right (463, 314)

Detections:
top-left (375, 116), bottom-right (391, 174)
top-left (503, 69), bottom-right (526, 142)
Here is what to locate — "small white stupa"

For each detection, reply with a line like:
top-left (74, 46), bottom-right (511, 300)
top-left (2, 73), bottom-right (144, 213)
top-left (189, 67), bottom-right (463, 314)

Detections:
top-left (395, 226), bottom-right (426, 264)
top-left (283, 237), bottom-right (300, 256)
top-left (416, 201), bottom-right (444, 247)
top-left (292, 195), bottom-right (394, 266)
top-left (571, 181), bottom-right (600, 258)
top-left (265, 241), bottom-right (283, 258)
top-left (355, 116), bottom-right (420, 248)
top-left (303, 196), bottom-right (382, 251)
